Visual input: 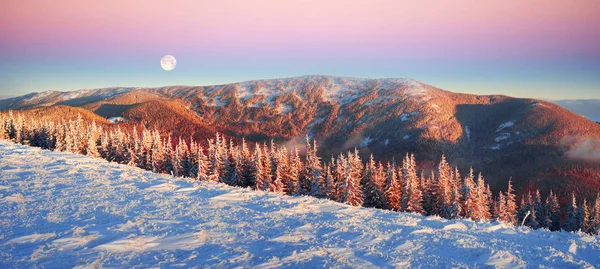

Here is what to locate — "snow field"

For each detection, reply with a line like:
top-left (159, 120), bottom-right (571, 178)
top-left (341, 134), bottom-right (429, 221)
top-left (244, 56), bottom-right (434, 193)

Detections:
top-left (0, 141), bottom-right (599, 268)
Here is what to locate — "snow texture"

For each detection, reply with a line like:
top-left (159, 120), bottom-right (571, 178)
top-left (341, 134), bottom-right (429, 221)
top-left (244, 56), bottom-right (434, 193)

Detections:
top-left (496, 121), bottom-right (515, 132)
top-left (1, 141), bottom-right (599, 268)
top-left (495, 133), bottom-right (511, 142)
top-left (465, 126), bottom-right (471, 142)
top-left (359, 136), bottom-right (373, 147)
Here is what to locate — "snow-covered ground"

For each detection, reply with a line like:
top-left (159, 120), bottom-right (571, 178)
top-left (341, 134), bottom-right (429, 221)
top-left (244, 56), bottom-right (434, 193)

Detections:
top-left (1, 141), bottom-right (599, 268)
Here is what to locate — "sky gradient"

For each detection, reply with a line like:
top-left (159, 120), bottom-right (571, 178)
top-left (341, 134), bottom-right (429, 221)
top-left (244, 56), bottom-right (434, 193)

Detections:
top-left (1, 0), bottom-right (599, 99)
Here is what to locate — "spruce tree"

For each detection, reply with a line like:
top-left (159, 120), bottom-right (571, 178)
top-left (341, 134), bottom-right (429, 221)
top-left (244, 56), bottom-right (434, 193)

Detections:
top-left (462, 168), bottom-right (476, 219)
top-left (384, 162), bottom-right (401, 211)
top-left (505, 179), bottom-right (518, 225)
top-left (579, 199), bottom-right (591, 234)
top-left (591, 194), bottom-right (600, 235)
top-left (401, 154), bottom-right (423, 214)
top-left (363, 155), bottom-right (386, 209)
top-left (565, 193), bottom-right (579, 232)
top-left (192, 145), bottom-right (207, 181)
top-left (305, 138), bottom-right (324, 198)
top-left (337, 151), bottom-right (363, 206)
top-left (534, 190), bottom-right (550, 229)
top-left (547, 190), bottom-right (561, 231)
top-left (287, 148), bottom-right (302, 196)
top-left (253, 144), bottom-right (269, 191)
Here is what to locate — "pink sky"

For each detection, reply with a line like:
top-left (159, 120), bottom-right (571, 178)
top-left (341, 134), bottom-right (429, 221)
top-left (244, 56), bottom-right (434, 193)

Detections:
top-left (1, 0), bottom-right (600, 99)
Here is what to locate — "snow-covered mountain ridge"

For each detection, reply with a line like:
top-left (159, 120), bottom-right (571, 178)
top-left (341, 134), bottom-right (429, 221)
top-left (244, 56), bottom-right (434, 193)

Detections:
top-left (1, 141), bottom-right (599, 268)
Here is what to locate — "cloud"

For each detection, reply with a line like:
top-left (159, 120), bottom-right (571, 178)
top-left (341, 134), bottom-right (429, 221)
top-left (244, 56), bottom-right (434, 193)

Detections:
top-left (564, 138), bottom-right (600, 162)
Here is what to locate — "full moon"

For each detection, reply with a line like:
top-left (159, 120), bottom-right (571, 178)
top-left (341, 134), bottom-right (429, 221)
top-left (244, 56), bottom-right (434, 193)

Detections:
top-left (160, 55), bottom-right (176, 71)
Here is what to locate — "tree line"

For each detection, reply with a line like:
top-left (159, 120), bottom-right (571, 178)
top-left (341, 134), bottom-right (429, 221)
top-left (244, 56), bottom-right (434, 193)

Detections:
top-left (1, 111), bottom-right (599, 235)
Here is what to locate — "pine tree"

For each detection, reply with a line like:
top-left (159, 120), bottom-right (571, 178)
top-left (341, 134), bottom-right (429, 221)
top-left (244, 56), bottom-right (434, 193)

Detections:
top-left (253, 144), bottom-right (269, 191)
top-left (494, 191), bottom-right (507, 221)
top-left (55, 122), bottom-right (67, 152)
top-left (304, 138), bottom-right (325, 198)
top-left (400, 154), bottom-right (423, 214)
top-left (590, 194), bottom-right (600, 235)
top-left (337, 152), bottom-right (363, 206)
top-left (260, 143), bottom-right (273, 190)
top-left (534, 190), bottom-right (550, 229)
top-left (323, 163), bottom-right (335, 200)
top-left (239, 139), bottom-right (255, 187)
top-left (150, 131), bottom-right (165, 174)
top-left (523, 192), bottom-right (540, 228)
top-left (206, 135), bottom-right (224, 182)
top-left (547, 190), bottom-right (561, 231)
top-left (472, 173), bottom-right (491, 221)
top-left (84, 121), bottom-right (100, 158)
top-left (461, 168), bottom-right (476, 219)
top-left (436, 154), bottom-right (453, 218)
top-left (271, 165), bottom-right (286, 193)
top-left (579, 199), bottom-right (591, 234)
top-left (223, 140), bottom-right (242, 185)
top-left (195, 145), bottom-right (209, 181)
top-left (363, 155), bottom-right (386, 209)
top-left (505, 179), bottom-right (518, 225)
top-left (564, 193), bottom-right (579, 232)
top-left (384, 162), bottom-right (402, 211)
top-left (287, 148), bottom-right (302, 196)
top-left (423, 172), bottom-right (437, 216)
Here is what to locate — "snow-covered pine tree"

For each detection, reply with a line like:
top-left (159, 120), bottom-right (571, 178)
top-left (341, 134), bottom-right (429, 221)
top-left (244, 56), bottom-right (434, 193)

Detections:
top-left (461, 168), bottom-right (476, 219)
top-left (271, 164), bottom-right (286, 193)
top-left (494, 191), bottom-right (506, 221)
top-left (222, 140), bottom-right (240, 185)
top-left (206, 136), bottom-right (223, 182)
top-left (182, 137), bottom-right (194, 177)
top-left (579, 199), bottom-right (591, 234)
top-left (485, 185), bottom-right (494, 219)
top-left (287, 148), bottom-right (302, 196)
top-left (471, 173), bottom-right (491, 221)
top-left (323, 163), bottom-right (335, 200)
top-left (591, 194), bottom-right (600, 235)
top-left (547, 190), bottom-right (561, 231)
top-left (55, 122), bottom-right (67, 153)
top-left (125, 145), bottom-right (136, 167)
top-left (401, 153), bottom-right (423, 214)
top-left (195, 145), bottom-right (209, 181)
top-left (505, 179), bottom-right (518, 225)
top-left (384, 161), bottom-right (402, 211)
top-left (363, 155), bottom-right (386, 209)
top-left (109, 128), bottom-right (125, 163)
top-left (451, 167), bottom-right (463, 217)
top-left (276, 147), bottom-right (290, 191)
top-left (337, 152), bottom-right (363, 206)
top-left (172, 138), bottom-right (183, 177)
top-left (564, 193), bottom-right (579, 232)
top-left (534, 190), bottom-right (550, 229)
top-left (325, 156), bottom-right (339, 200)
top-left (253, 143), bottom-right (269, 191)
top-left (436, 154), bottom-right (452, 218)
top-left (304, 138), bottom-right (324, 198)
top-left (260, 142), bottom-right (273, 191)
top-left (85, 121), bottom-right (101, 158)
top-left (150, 131), bottom-right (165, 173)
top-left (238, 138), bottom-right (255, 187)
top-left (0, 114), bottom-right (7, 140)
top-left (523, 191), bottom-right (540, 228)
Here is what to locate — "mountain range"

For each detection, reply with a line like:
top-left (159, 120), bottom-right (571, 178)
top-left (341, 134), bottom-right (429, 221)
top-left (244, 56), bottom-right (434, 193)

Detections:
top-left (1, 75), bottom-right (599, 198)
top-left (553, 99), bottom-right (600, 123)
